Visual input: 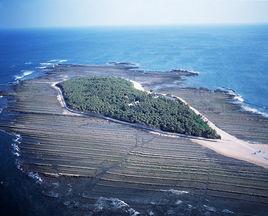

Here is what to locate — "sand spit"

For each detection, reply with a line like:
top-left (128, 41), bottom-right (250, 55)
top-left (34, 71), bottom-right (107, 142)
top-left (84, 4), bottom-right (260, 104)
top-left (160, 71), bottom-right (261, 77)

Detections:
top-left (130, 80), bottom-right (148, 92)
top-left (178, 96), bottom-right (268, 169)
top-left (131, 79), bottom-right (268, 169)
top-left (1, 64), bottom-right (268, 215)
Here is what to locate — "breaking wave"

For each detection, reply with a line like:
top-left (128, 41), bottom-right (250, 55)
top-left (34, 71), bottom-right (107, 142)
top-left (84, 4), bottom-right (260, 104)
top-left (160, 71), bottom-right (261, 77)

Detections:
top-left (222, 209), bottom-right (235, 214)
top-left (11, 133), bottom-right (43, 184)
top-left (28, 171), bottom-right (43, 184)
top-left (11, 134), bottom-right (21, 157)
top-left (216, 87), bottom-right (268, 118)
top-left (203, 204), bottom-right (217, 212)
top-left (15, 159), bottom-right (23, 172)
top-left (160, 189), bottom-right (189, 195)
top-left (95, 197), bottom-right (140, 215)
top-left (39, 59), bottom-right (68, 69)
top-left (241, 104), bottom-right (268, 118)
top-left (36, 66), bottom-right (47, 69)
top-left (48, 59), bottom-right (68, 63)
top-left (14, 70), bottom-right (34, 81)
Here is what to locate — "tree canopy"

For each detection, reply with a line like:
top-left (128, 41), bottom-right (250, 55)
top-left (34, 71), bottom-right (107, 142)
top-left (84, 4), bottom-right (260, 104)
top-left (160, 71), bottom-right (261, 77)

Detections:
top-left (57, 77), bottom-right (220, 139)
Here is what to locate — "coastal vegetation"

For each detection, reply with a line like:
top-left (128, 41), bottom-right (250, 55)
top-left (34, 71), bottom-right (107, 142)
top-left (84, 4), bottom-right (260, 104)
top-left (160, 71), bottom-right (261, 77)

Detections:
top-left (57, 77), bottom-right (220, 139)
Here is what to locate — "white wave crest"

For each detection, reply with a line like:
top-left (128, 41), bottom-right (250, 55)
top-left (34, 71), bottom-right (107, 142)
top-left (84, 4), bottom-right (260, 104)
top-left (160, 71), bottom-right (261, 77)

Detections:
top-left (216, 87), bottom-right (268, 118)
top-left (48, 59), bottom-right (68, 63)
top-left (13, 134), bottom-right (21, 142)
top-left (95, 197), bottom-right (140, 215)
top-left (11, 143), bottom-right (20, 157)
top-left (36, 66), bottom-right (47, 69)
top-left (222, 209), bottom-right (234, 214)
top-left (24, 62), bottom-right (33, 65)
top-left (233, 94), bottom-right (244, 103)
top-left (28, 171), bottom-right (43, 183)
top-left (14, 70), bottom-right (34, 80)
top-left (15, 159), bottom-right (23, 171)
top-left (160, 189), bottom-right (189, 195)
top-left (11, 134), bottom-right (21, 157)
top-left (203, 204), bottom-right (217, 212)
top-left (220, 88), bottom-right (244, 104)
top-left (176, 200), bottom-right (183, 205)
top-left (241, 105), bottom-right (268, 118)
top-left (40, 62), bottom-right (54, 66)
top-left (39, 59), bottom-right (67, 69)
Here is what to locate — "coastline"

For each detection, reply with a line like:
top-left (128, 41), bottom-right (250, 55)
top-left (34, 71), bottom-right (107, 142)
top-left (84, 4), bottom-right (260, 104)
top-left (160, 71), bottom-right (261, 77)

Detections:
top-left (52, 80), bottom-right (216, 141)
top-left (214, 87), bottom-right (268, 119)
top-left (1, 63), bottom-right (268, 215)
top-left (53, 73), bottom-right (268, 169)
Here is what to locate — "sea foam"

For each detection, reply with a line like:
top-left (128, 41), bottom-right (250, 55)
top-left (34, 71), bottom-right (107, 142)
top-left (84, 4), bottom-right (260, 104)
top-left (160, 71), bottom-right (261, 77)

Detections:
top-left (12, 133), bottom-right (43, 184)
top-left (222, 209), bottom-right (234, 214)
top-left (28, 172), bottom-right (43, 183)
top-left (36, 66), bottom-right (47, 69)
top-left (216, 87), bottom-right (268, 118)
top-left (160, 189), bottom-right (189, 195)
top-left (40, 62), bottom-right (54, 66)
top-left (11, 134), bottom-right (21, 157)
top-left (14, 70), bottom-right (34, 81)
top-left (241, 105), bottom-right (268, 118)
top-left (95, 197), bottom-right (140, 215)
top-left (49, 59), bottom-right (67, 63)
top-left (39, 59), bottom-right (67, 68)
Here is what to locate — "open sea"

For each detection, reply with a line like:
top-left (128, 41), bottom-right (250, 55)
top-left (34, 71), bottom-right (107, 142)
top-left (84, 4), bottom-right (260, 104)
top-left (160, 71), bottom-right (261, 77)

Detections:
top-left (0, 25), bottom-right (268, 215)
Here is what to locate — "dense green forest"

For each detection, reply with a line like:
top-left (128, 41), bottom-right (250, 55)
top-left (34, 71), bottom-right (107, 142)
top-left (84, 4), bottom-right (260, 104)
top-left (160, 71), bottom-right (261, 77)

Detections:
top-left (57, 77), bottom-right (220, 139)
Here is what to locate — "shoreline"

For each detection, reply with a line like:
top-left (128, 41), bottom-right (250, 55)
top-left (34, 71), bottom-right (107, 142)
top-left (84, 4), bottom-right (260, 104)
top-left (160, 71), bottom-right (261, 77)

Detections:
top-left (214, 87), bottom-right (268, 118)
top-left (53, 75), bottom-right (268, 169)
top-left (143, 82), bottom-right (268, 169)
top-left (52, 81), bottom-right (216, 141)
top-left (1, 63), bottom-right (268, 215)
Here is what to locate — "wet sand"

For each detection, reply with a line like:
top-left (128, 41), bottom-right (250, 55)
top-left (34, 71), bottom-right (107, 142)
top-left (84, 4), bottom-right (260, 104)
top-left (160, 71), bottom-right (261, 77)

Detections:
top-left (1, 64), bottom-right (268, 215)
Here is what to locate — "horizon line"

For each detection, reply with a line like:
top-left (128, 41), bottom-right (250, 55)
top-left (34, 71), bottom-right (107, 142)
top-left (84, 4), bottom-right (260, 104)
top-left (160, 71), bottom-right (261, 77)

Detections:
top-left (1, 22), bottom-right (268, 30)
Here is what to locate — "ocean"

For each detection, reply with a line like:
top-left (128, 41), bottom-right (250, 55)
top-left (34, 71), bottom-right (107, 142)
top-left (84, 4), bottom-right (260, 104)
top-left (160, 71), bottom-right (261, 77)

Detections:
top-left (1, 25), bottom-right (268, 115)
top-left (0, 25), bottom-right (268, 215)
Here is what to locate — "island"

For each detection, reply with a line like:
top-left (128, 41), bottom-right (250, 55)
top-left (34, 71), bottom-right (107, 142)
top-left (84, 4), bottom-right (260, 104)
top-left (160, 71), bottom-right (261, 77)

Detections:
top-left (57, 77), bottom-right (220, 139)
top-left (1, 64), bottom-right (268, 216)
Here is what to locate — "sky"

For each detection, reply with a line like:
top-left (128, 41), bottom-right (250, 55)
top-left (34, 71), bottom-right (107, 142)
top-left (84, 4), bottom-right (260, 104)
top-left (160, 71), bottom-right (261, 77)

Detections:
top-left (0, 0), bottom-right (268, 28)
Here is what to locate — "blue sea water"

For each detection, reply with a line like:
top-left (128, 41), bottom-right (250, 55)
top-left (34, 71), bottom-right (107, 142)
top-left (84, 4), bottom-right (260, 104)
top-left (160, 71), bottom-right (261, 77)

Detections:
top-left (0, 25), bottom-right (268, 115)
top-left (0, 25), bottom-right (268, 216)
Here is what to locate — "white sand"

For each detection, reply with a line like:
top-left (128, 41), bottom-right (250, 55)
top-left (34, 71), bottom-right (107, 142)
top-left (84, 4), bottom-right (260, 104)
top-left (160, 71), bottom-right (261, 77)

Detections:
top-left (130, 80), bottom-right (150, 93)
top-left (51, 81), bottom-right (82, 116)
top-left (131, 80), bottom-right (268, 169)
